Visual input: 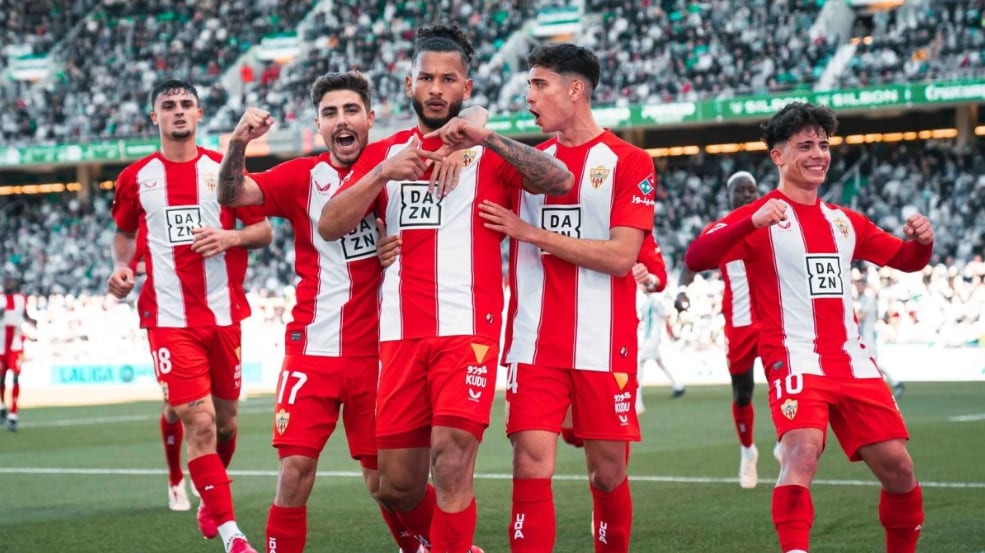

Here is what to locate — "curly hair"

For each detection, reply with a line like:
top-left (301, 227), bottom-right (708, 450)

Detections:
top-left (761, 102), bottom-right (838, 149)
top-left (413, 23), bottom-right (474, 66)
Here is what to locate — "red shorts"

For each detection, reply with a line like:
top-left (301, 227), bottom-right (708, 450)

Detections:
top-left (1, 351), bottom-right (22, 374)
top-left (376, 335), bottom-right (498, 448)
top-left (769, 373), bottom-right (908, 461)
top-left (271, 354), bottom-right (377, 462)
top-left (724, 323), bottom-right (759, 376)
top-left (505, 363), bottom-right (641, 442)
top-left (146, 324), bottom-right (242, 406)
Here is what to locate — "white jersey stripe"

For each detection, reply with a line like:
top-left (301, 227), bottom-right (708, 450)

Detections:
top-left (507, 191), bottom-right (548, 363)
top-left (725, 260), bottom-right (752, 327)
top-left (436, 157), bottom-right (479, 336)
top-left (197, 157), bottom-right (232, 326)
top-left (138, 158), bottom-right (186, 327)
top-left (306, 164), bottom-right (345, 355)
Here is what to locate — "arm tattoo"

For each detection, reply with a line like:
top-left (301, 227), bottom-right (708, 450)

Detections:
top-left (217, 140), bottom-right (248, 205)
top-left (482, 133), bottom-right (571, 195)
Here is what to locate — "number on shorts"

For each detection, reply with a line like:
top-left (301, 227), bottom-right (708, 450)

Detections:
top-left (151, 347), bottom-right (173, 376)
top-left (505, 364), bottom-right (518, 394)
top-left (276, 370), bottom-right (308, 405)
top-left (772, 373), bottom-right (804, 399)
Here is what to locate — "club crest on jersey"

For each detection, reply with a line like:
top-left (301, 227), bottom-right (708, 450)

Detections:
top-left (540, 206), bottom-right (581, 238)
top-left (805, 254), bottom-right (844, 297)
top-left (834, 216), bottom-right (850, 238)
top-left (204, 173), bottom-right (217, 192)
top-left (781, 398), bottom-right (798, 420)
top-left (399, 182), bottom-right (442, 228)
top-left (275, 409), bottom-right (290, 435)
top-left (461, 149), bottom-right (477, 168)
top-left (589, 165), bottom-right (610, 189)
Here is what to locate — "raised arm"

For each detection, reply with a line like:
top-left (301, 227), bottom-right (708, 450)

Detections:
top-left (218, 108), bottom-right (275, 206)
top-left (686, 198), bottom-right (786, 271)
top-left (425, 120), bottom-right (572, 195)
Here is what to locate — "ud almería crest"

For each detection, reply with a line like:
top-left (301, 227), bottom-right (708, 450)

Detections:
top-left (589, 165), bottom-right (610, 189)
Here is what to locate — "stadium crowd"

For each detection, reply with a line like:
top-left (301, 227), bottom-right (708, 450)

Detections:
top-left (3, 1), bottom-right (985, 144)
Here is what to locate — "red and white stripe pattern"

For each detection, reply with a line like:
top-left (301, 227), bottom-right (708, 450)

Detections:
top-left (341, 129), bottom-right (512, 343)
top-left (252, 154), bottom-right (381, 357)
top-left (112, 148), bottom-right (255, 328)
top-left (1, 293), bottom-right (26, 354)
top-left (503, 131), bottom-right (657, 373)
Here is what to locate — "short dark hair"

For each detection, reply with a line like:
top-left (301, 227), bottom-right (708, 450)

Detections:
top-left (761, 102), bottom-right (838, 150)
top-left (309, 71), bottom-right (372, 110)
top-left (527, 43), bottom-right (600, 92)
top-left (413, 24), bottom-right (474, 67)
top-left (150, 78), bottom-right (199, 108)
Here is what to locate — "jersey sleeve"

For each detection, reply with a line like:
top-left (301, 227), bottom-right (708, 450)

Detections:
top-left (250, 158), bottom-right (309, 219)
top-left (637, 232), bottom-right (668, 291)
top-left (684, 203), bottom-right (758, 272)
top-left (111, 164), bottom-right (140, 233)
top-left (848, 209), bottom-right (932, 271)
top-left (610, 146), bottom-right (657, 231)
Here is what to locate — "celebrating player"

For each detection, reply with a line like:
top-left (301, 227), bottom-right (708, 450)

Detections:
top-left (686, 102), bottom-right (931, 553)
top-left (107, 78), bottom-right (270, 553)
top-left (318, 25), bottom-right (572, 553)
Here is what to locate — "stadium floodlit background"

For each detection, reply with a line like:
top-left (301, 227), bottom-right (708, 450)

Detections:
top-left (0, 0), bottom-right (983, 552)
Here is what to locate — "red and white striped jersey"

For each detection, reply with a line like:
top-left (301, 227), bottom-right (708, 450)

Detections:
top-left (1, 293), bottom-right (26, 353)
top-left (340, 128), bottom-right (517, 342)
top-left (251, 153), bottom-right (381, 357)
top-left (686, 189), bottom-right (933, 380)
top-left (112, 148), bottom-right (262, 329)
top-left (503, 130), bottom-right (657, 373)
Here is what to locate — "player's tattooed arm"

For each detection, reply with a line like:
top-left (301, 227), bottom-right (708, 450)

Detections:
top-left (482, 133), bottom-right (572, 196)
top-left (217, 140), bottom-right (247, 206)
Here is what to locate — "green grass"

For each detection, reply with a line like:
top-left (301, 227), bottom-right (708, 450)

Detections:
top-left (1, 383), bottom-right (983, 552)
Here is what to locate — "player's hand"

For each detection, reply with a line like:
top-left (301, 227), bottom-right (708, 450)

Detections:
top-left (902, 213), bottom-right (934, 245)
top-left (478, 200), bottom-right (536, 242)
top-left (423, 117), bottom-right (492, 152)
top-left (231, 107), bottom-right (275, 143)
top-left (674, 292), bottom-right (690, 313)
top-left (427, 145), bottom-right (467, 198)
top-left (380, 137), bottom-right (444, 182)
top-left (376, 217), bottom-right (401, 268)
top-left (751, 198), bottom-right (788, 228)
top-left (191, 227), bottom-right (238, 257)
top-left (107, 267), bottom-right (136, 299)
top-left (632, 263), bottom-right (658, 290)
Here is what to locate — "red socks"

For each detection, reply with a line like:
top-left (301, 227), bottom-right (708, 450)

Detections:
top-left (509, 478), bottom-right (554, 553)
top-left (879, 485), bottom-right (923, 553)
top-left (772, 485), bottom-right (813, 552)
top-left (732, 402), bottom-right (755, 448)
top-left (430, 498), bottom-right (476, 553)
top-left (590, 478), bottom-right (632, 553)
top-left (380, 505), bottom-right (424, 553)
top-left (266, 504), bottom-right (307, 553)
top-left (188, 454), bottom-right (235, 525)
top-left (396, 483), bottom-right (435, 549)
top-left (159, 415), bottom-right (184, 487)
top-left (217, 433), bottom-right (237, 468)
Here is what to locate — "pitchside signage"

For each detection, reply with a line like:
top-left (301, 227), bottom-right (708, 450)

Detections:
top-left (5, 79), bottom-right (985, 167)
top-left (51, 362), bottom-right (264, 386)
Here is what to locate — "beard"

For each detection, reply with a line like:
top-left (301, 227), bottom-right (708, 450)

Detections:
top-left (412, 97), bottom-right (463, 131)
